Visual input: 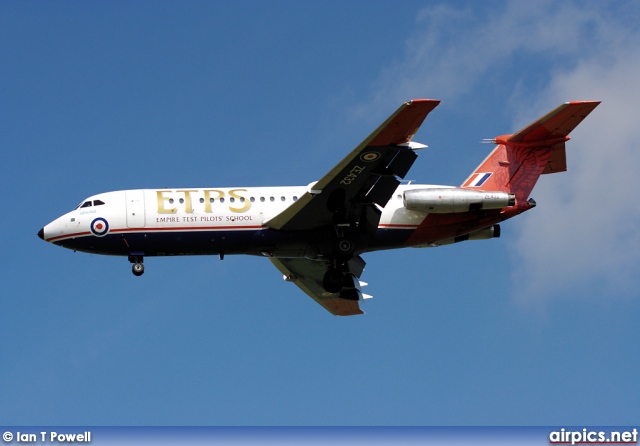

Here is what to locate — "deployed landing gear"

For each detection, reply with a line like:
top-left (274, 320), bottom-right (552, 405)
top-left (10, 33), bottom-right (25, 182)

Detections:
top-left (132, 262), bottom-right (144, 276)
top-left (322, 234), bottom-right (356, 293)
top-left (128, 254), bottom-right (144, 277)
top-left (322, 268), bottom-right (344, 293)
top-left (334, 237), bottom-right (355, 259)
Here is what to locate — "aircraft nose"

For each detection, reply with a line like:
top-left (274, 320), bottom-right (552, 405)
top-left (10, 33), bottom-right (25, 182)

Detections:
top-left (38, 227), bottom-right (44, 240)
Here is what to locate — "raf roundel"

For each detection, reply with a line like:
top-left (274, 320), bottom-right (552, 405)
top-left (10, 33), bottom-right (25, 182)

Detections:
top-left (360, 152), bottom-right (380, 162)
top-left (90, 217), bottom-right (109, 237)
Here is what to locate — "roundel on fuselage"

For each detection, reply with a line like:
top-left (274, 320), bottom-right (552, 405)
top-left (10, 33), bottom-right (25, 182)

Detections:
top-left (90, 217), bottom-right (109, 237)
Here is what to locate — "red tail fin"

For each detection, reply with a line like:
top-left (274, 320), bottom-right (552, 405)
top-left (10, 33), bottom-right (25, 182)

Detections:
top-left (461, 101), bottom-right (600, 201)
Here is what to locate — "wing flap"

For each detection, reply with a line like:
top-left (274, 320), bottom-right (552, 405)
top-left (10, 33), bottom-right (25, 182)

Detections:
top-left (270, 257), bottom-right (365, 316)
top-left (267, 99), bottom-right (440, 231)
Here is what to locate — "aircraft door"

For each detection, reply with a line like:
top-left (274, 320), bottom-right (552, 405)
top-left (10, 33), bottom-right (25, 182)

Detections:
top-left (125, 190), bottom-right (146, 228)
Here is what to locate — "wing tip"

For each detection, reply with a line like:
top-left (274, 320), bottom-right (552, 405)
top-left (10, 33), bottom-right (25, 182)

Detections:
top-left (407, 98), bottom-right (441, 105)
top-left (566, 100), bottom-right (601, 105)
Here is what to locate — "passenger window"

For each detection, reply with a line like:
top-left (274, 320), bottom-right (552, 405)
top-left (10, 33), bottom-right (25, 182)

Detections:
top-left (93, 200), bottom-right (105, 206)
top-left (250, 197), bottom-right (255, 202)
top-left (293, 196), bottom-right (298, 201)
top-left (281, 196), bottom-right (285, 202)
top-left (270, 197), bottom-right (275, 202)
top-left (199, 198), bottom-right (204, 203)
top-left (260, 197), bottom-right (265, 202)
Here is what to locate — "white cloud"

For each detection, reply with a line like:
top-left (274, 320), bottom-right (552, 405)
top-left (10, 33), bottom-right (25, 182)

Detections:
top-left (355, 1), bottom-right (640, 300)
top-left (511, 37), bottom-right (640, 301)
top-left (351, 1), bottom-right (607, 116)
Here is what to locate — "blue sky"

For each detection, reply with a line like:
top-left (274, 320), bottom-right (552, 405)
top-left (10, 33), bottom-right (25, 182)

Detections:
top-left (1, 0), bottom-right (639, 425)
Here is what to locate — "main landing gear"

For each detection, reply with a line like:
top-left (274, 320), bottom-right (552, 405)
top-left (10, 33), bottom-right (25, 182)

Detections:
top-left (334, 237), bottom-right (355, 259)
top-left (322, 268), bottom-right (345, 293)
top-left (322, 262), bottom-right (361, 301)
top-left (128, 254), bottom-right (144, 276)
top-left (321, 236), bottom-right (356, 293)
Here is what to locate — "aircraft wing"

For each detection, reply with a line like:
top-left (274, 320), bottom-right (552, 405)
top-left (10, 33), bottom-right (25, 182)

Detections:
top-left (269, 256), bottom-right (369, 316)
top-left (266, 99), bottom-right (440, 232)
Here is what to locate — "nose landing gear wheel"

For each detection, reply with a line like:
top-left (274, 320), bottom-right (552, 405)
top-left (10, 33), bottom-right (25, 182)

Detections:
top-left (132, 262), bottom-right (144, 276)
top-left (128, 254), bottom-right (144, 276)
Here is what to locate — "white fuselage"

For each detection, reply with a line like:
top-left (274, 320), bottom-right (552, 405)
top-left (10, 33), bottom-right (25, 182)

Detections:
top-left (40, 183), bottom-right (451, 258)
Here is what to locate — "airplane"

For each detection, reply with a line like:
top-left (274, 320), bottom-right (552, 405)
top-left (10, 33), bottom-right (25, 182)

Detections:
top-left (38, 99), bottom-right (599, 316)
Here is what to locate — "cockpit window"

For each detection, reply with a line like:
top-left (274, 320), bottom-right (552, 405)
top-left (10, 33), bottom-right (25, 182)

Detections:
top-left (80, 201), bottom-right (92, 208)
top-left (93, 200), bottom-right (105, 206)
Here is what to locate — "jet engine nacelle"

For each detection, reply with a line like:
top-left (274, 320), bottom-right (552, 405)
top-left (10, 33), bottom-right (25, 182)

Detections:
top-left (403, 188), bottom-right (515, 213)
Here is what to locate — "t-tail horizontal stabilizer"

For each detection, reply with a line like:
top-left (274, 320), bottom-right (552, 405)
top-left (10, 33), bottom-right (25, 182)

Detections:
top-left (462, 101), bottom-right (600, 201)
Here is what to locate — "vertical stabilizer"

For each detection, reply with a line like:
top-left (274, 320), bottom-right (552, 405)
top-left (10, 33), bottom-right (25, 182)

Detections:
top-left (461, 101), bottom-right (600, 201)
